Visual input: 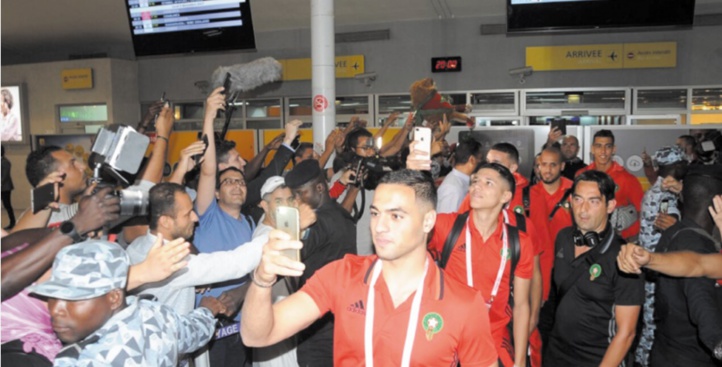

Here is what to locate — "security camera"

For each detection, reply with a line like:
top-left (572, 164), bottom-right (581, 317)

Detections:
top-left (508, 67), bottom-right (533, 77)
top-left (508, 66), bottom-right (533, 84)
top-left (354, 72), bottom-right (377, 87)
top-left (354, 72), bottom-right (377, 80)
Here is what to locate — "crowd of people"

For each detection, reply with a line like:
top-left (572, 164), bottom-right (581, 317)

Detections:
top-left (1, 84), bottom-right (722, 367)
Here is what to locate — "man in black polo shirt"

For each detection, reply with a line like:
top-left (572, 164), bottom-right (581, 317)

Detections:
top-left (540, 170), bottom-right (643, 367)
top-left (284, 159), bottom-right (357, 367)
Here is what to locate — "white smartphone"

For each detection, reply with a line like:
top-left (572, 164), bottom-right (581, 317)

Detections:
top-left (275, 206), bottom-right (301, 262)
top-left (413, 126), bottom-right (432, 160)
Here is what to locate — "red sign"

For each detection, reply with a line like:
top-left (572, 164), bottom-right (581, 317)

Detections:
top-left (313, 95), bottom-right (329, 112)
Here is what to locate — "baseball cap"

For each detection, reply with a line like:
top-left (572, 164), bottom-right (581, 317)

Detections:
top-left (28, 240), bottom-right (129, 301)
top-left (260, 176), bottom-right (286, 199)
top-left (285, 159), bottom-right (322, 189)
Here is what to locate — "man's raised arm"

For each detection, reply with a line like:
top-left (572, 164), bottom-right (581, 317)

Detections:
top-left (195, 87), bottom-right (225, 215)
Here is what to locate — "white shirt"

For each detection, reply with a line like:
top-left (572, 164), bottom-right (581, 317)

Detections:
top-left (436, 168), bottom-right (470, 214)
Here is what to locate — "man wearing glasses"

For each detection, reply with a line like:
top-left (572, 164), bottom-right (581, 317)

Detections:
top-left (191, 86), bottom-right (258, 366)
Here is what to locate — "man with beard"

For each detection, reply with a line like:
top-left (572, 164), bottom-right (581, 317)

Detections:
top-left (560, 135), bottom-right (587, 180)
top-left (126, 182), bottom-right (270, 366)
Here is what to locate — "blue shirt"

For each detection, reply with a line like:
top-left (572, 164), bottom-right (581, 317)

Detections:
top-left (193, 199), bottom-right (254, 320)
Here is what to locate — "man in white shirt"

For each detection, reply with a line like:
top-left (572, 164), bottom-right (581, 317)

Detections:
top-left (436, 138), bottom-right (482, 213)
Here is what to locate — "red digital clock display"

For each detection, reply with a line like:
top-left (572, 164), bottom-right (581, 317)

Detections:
top-left (431, 56), bottom-right (462, 73)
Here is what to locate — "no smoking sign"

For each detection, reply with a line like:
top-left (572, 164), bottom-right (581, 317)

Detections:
top-left (313, 94), bottom-right (329, 112)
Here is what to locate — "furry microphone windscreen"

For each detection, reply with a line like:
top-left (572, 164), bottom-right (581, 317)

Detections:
top-left (210, 57), bottom-right (282, 93)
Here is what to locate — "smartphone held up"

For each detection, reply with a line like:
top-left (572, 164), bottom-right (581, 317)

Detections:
top-left (275, 206), bottom-right (301, 263)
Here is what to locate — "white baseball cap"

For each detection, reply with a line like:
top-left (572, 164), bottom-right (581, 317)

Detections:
top-left (260, 176), bottom-right (286, 198)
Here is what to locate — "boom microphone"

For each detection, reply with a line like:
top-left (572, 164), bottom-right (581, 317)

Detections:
top-left (210, 57), bottom-right (283, 93)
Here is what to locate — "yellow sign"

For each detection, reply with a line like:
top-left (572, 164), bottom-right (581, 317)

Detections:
top-left (61, 68), bottom-right (94, 89)
top-left (526, 42), bottom-right (676, 71)
top-left (622, 42), bottom-right (677, 69)
top-left (280, 55), bottom-right (365, 81)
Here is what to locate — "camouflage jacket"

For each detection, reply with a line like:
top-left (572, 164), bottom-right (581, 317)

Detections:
top-left (53, 297), bottom-right (215, 367)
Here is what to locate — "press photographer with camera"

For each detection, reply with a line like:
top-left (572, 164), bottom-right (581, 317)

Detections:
top-left (338, 127), bottom-right (402, 255)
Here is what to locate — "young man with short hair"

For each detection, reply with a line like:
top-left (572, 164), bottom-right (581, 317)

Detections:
top-left (241, 169), bottom-right (498, 366)
top-left (430, 163), bottom-right (533, 367)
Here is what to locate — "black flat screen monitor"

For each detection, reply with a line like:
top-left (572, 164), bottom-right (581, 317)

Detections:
top-left (126, 0), bottom-right (256, 56)
top-left (507, 0), bottom-right (696, 34)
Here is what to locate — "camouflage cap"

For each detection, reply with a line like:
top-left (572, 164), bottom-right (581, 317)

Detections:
top-left (28, 240), bottom-right (129, 301)
top-left (653, 146), bottom-right (685, 166)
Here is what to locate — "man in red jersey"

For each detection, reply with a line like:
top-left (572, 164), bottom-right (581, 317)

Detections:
top-left (429, 163), bottom-right (534, 367)
top-left (241, 169), bottom-right (498, 367)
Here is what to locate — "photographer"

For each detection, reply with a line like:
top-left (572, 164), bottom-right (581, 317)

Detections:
top-left (338, 127), bottom-right (401, 255)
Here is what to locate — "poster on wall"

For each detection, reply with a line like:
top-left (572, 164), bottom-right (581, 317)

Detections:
top-left (1, 85), bottom-right (27, 144)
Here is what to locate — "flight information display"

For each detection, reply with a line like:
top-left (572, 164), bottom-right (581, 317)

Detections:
top-left (128, 0), bottom-right (246, 34)
top-left (125, 0), bottom-right (255, 56)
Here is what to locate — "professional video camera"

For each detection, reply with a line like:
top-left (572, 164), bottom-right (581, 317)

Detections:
top-left (88, 124), bottom-right (150, 217)
top-left (344, 139), bottom-right (400, 191)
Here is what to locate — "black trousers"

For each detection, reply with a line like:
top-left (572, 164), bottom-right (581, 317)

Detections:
top-left (2, 190), bottom-right (15, 227)
top-left (208, 332), bottom-right (251, 367)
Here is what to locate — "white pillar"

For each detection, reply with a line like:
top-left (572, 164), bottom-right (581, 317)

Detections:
top-left (311, 0), bottom-right (335, 154)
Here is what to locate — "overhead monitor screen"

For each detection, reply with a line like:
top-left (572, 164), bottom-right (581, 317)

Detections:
top-left (126, 0), bottom-right (256, 56)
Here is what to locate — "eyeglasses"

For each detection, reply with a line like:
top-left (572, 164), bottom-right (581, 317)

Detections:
top-left (221, 178), bottom-right (246, 187)
top-left (356, 145), bottom-right (375, 151)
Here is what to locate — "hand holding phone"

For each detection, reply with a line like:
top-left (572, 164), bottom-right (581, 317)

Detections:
top-left (275, 206), bottom-right (301, 262)
top-left (32, 183), bottom-right (59, 214)
top-left (413, 127), bottom-right (432, 161)
top-left (194, 135), bottom-right (209, 166)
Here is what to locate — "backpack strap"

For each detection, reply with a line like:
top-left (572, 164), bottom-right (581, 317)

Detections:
top-left (548, 188), bottom-right (574, 221)
top-left (522, 186), bottom-right (531, 217)
top-left (438, 211), bottom-right (470, 269)
top-left (507, 223), bottom-right (522, 284)
top-left (513, 211), bottom-right (527, 233)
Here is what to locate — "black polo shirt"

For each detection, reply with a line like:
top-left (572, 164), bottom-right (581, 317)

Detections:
top-left (651, 219), bottom-right (722, 367)
top-left (544, 226), bottom-right (644, 367)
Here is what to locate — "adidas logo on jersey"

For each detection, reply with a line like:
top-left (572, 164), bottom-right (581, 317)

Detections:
top-left (347, 299), bottom-right (366, 315)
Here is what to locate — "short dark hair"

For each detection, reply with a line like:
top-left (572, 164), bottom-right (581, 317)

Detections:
top-left (294, 143), bottom-right (314, 159)
top-left (572, 170), bottom-right (616, 202)
top-left (379, 169), bottom-right (437, 209)
top-left (678, 134), bottom-right (696, 147)
top-left (149, 182), bottom-right (186, 230)
top-left (1, 89), bottom-right (13, 109)
top-left (541, 146), bottom-right (564, 163)
top-left (474, 162), bottom-right (516, 201)
top-left (455, 138), bottom-right (482, 165)
top-left (216, 167), bottom-right (245, 189)
top-left (26, 146), bottom-right (63, 187)
top-left (344, 128), bottom-right (373, 154)
top-left (216, 140), bottom-right (237, 164)
top-left (682, 165), bottom-right (722, 227)
top-left (593, 129), bottom-right (615, 145)
top-left (490, 142), bottom-right (519, 165)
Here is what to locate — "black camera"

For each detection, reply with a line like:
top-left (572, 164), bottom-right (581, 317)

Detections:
top-left (347, 154), bottom-right (399, 191)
